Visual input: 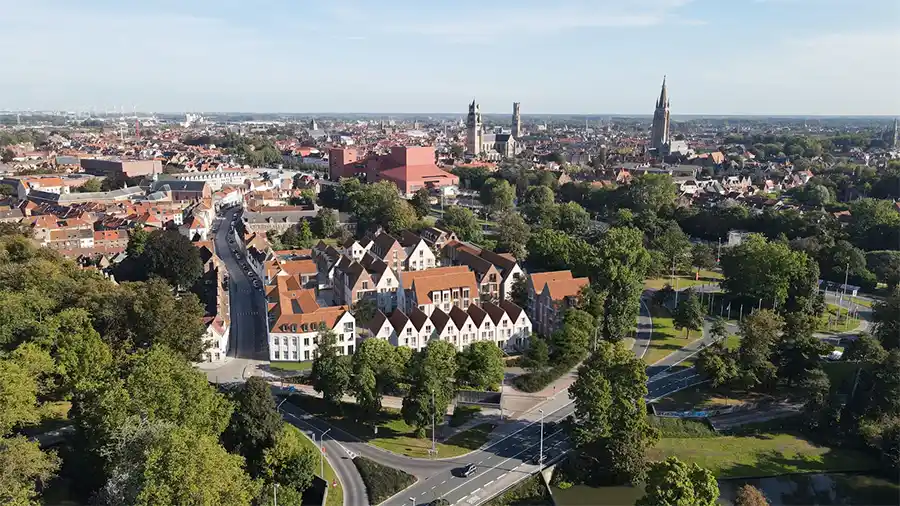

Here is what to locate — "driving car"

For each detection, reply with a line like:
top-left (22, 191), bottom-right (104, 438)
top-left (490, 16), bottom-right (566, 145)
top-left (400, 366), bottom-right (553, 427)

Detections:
top-left (461, 463), bottom-right (477, 477)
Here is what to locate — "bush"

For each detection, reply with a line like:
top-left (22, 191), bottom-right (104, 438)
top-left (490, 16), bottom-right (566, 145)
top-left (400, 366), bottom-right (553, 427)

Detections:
top-left (512, 364), bottom-right (571, 393)
top-left (649, 416), bottom-right (717, 438)
top-left (449, 405), bottom-right (482, 427)
top-left (352, 456), bottom-right (416, 504)
top-left (557, 481), bottom-right (573, 490)
top-left (483, 474), bottom-right (551, 506)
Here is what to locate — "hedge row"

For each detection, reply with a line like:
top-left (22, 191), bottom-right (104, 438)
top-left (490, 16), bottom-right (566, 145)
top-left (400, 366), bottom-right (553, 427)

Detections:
top-left (512, 364), bottom-right (572, 393)
top-left (352, 456), bottom-right (416, 504)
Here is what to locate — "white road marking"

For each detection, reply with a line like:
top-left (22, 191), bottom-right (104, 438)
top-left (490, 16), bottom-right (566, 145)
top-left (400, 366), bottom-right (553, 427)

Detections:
top-left (431, 486), bottom-right (436, 490)
top-left (441, 480), bottom-right (446, 485)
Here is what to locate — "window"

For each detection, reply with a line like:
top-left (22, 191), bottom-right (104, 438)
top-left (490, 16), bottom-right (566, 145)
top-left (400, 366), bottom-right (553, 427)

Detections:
top-left (362, 281), bottom-right (369, 290)
top-left (273, 337), bottom-right (279, 346)
top-left (304, 337), bottom-right (309, 346)
top-left (274, 350), bottom-right (280, 359)
top-left (463, 288), bottom-right (470, 298)
top-left (419, 250), bottom-right (424, 257)
top-left (387, 277), bottom-right (392, 286)
top-left (304, 350), bottom-right (310, 360)
top-left (452, 289), bottom-right (459, 299)
top-left (434, 292), bottom-right (441, 303)
top-left (292, 351), bottom-right (298, 359)
top-left (292, 337), bottom-right (297, 345)
top-left (406, 327), bottom-right (413, 336)
top-left (425, 325), bottom-right (432, 333)
top-left (344, 322), bottom-right (354, 333)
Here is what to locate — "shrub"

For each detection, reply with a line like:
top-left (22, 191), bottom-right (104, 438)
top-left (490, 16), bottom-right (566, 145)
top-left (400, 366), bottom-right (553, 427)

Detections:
top-left (649, 416), bottom-right (717, 438)
top-left (352, 456), bottom-right (416, 504)
top-left (512, 364), bottom-right (570, 393)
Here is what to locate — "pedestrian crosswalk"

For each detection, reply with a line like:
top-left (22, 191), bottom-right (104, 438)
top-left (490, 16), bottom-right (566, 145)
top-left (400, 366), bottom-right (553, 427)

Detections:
top-left (235, 311), bottom-right (260, 316)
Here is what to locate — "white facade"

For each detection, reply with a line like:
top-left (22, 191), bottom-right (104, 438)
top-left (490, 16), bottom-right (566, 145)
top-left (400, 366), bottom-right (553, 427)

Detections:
top-left (269, 312), bottom-right (357, 361)
top-left (373, 268), bottom-right (399, 313)
top-left (404, 239), bottom-right (436, 271)
top-left (159, 170), bottom-right (248, 192)
top-left (203, 321), bottom-right (229, 362)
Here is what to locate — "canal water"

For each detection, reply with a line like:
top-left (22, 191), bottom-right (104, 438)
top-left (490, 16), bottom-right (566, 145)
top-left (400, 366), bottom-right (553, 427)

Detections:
top-left (552, 473), bottom-right (900, 505)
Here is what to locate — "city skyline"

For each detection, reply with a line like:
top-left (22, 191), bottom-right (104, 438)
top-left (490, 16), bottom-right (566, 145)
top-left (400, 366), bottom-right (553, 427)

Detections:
top-left (1, 0), bottom-right (899, 115)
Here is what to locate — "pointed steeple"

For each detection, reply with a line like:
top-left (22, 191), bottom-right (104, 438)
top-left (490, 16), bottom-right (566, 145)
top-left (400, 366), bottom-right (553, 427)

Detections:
top-left (657, 76), bottom-right (668, 109)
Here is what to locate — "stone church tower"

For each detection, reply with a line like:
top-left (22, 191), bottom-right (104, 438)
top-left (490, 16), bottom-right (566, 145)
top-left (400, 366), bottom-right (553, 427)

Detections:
top-left (466, 99), bottom-right (483, 156)
top-left (650, 77), bottom-right (670, 154)
top-left (512, 102), bottom-right (522, 138)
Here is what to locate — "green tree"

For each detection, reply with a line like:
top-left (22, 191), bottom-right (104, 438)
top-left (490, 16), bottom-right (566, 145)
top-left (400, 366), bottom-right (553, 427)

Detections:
top-left (297, 220), bottom-right (314, 247)
top-left (720, 234), bottom-right (817, 309)
top-left (262, 424), bottom-right (317, 495)
top-left (691, 243), bottom-right (717, 272)
top-left (310, 331), bottom-right (351, 408)
top-left (0, 435), bottom-right (60, 506)
top-left (595, 227), bottom-right (650, 341)
top-left (0, 354), bottom-right (41, 435)
top-left (480, 178), bottom-right (515, 214)
top-left (672, 292), bottom-right (704, 339)
top-left (76, 346), bottom-right (233, 451)
top-left (90, 278), bottom-right (208, 360)
top-left (866, 251), bottom-right (900, 291)
top-left (523, 335), bottom-right (549, 373)
top-left (384, 199), bottom-right (417, 233)
top-left (874, 290), bottom-right (900, 350)
top-left (138, 229), bottom-right (203, 289)
top-left (456, 341), bottom-right (504, 390)
top-left (557, 202), bottom-right (591, 236)
top-left (402, 340), bottom-right (457, 437)
top-left (440, 206), bottom-right (482, 243)
top-left (76, 178), bottom-right (103, 193)
top-left (222, 377), bottom-right (284, 478)
top-left (0, 149), bottom-right (14, 163)
top-left (637, 457), bottom-right (719, 506)
top-left (0, 183), bottom-right (14, 197)
top-left (496, 212), bottom-right (530, 260)
top-left (98, 423), bottom-right (257, 506)
top-left (737, 310), bottom-right (783, 390)
top-left (125, 227), bottom-right (150, 257)
top-left (624, 173), bottom-right (677, 214)
top-left (350, 338), bottom-right (406, 419)
top-left (313, 207), bottom-right (339, 238)
top-left (651, 221), bottom-right (692, 274)
top-left (53, 308), bottom-right (113, 394)
top-left (696, 341), bottom-right (738, 388)
top-left (410, 188), bottom-right (432, 219)
top-left (775, 312), bottom-right (831, 386)
top-left (734, 484), bottom-right (770, 506)
top-left (569, 341), bottom-right (655, 485)
top-left (844, 333), bottom-right (887, 363)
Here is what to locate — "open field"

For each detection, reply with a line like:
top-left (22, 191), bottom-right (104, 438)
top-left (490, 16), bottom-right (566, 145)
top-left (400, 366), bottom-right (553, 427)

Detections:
top-left (643, 306), bottom-right (696, 365)
top-left (644, 269), bottom-right (723, 290)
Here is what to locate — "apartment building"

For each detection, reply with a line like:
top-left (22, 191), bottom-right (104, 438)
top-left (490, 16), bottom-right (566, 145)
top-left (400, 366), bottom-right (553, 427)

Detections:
top-left (397, 266), bottom-right (479, 316)
top-left (264, 258), bottom-right (318, 289)
top-left (267, 277), bottom-right (356, 360)
top-left (443, 241), bottom-right (524, 301)
top-left (527, 270), bottom-right (590, 336)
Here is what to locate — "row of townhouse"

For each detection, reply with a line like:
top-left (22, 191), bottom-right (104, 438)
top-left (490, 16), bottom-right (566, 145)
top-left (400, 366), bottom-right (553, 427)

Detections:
top-left (314, 228), bottom-right (524, 312)
top-left (366, 299), bottom-right (532, 352)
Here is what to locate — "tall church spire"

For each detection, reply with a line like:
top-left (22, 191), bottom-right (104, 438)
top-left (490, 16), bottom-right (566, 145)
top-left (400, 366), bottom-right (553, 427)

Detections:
top-left (657, 75), bottom-right (668, 108)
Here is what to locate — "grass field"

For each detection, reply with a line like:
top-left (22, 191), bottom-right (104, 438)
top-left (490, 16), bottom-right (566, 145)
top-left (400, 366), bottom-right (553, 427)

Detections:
top-left (652, 383), bottom-right (770, 412)
top-left (296, 425), bottom-right (343, 506)
top-left (644, 269), bottom-right (723, 290)
top-left (643, 306), bottom-right (696, 365)
top-left (650, 432), bottom-right (878, 478)
top-left (271, 361), bottom-right (313, 372)
top-left (851, 296), bottom-right (873, 308)
top-left (818, 303), bottom-right (861, 333)
top-left (286, 395), bottom-right (493, 458)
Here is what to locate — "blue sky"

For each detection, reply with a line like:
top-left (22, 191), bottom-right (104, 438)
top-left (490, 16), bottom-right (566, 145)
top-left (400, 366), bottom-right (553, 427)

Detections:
top-left (1, 0), bottom-right (898, 115)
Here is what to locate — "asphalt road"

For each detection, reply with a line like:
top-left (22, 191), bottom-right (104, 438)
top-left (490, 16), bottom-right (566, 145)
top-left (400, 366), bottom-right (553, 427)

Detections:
top-left (204, 207), bottom-right (269, 383)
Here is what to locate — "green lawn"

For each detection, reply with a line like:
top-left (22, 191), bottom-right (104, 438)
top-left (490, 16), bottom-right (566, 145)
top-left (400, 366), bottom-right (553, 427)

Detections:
top-left (644, 269), bottom-right (723, 290)
top-left (296, 425), bottom-right (343, 506)
top-left (650, 433), bottom-right (878, 478)
top-left (271, 361), bottom-right (313, 372)
top-left (652, 383), bottom-right (771, 412)
top-left (286, 395), bottom-right (494, 458)
top-left (851, 296), bottom-right (873, 308)
top-left (818, 304), bottom-right (861, 333)
top-left (643, 306), bottom-right (695, 365)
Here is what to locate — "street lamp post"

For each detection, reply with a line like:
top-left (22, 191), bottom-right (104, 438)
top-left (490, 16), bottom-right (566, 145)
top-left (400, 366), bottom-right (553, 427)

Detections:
top-left (320, 428), bottom-right (331, 478)
top-left (539, 409), bottom-right (544, 467)
top-left (431, 389), bottom-right (436, 457)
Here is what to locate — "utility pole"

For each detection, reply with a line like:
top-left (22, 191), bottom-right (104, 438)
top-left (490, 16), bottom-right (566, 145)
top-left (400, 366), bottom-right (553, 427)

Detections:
top-left (539, 409), bottom-right (544, 466)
